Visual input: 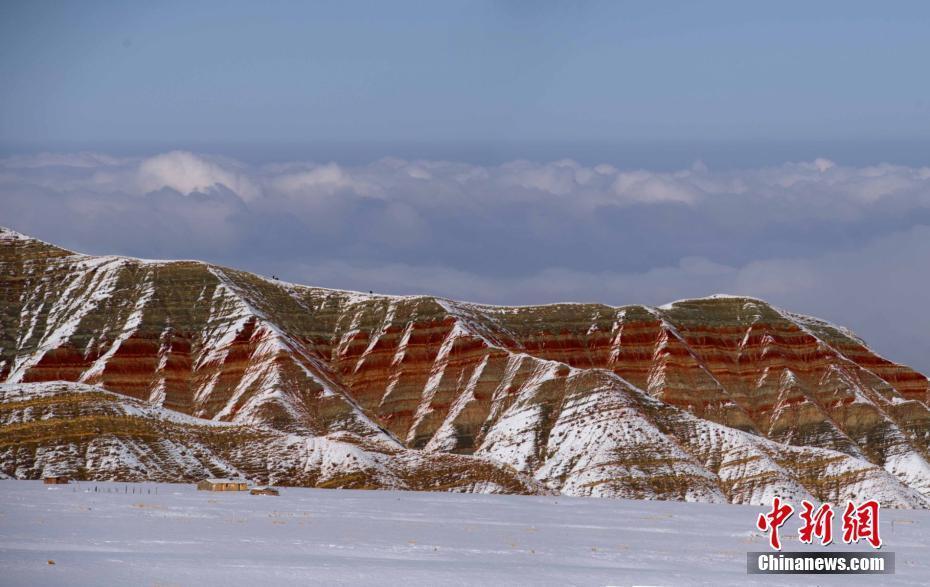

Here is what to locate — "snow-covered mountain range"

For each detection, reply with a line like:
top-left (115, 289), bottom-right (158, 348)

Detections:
top-left (3, 226), bottom-right (930, 507)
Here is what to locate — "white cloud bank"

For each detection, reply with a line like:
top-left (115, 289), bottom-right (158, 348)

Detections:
top-left (136, 151), bottom-right (261, 201)
top-left (2, 150), bottom-right (930, 371)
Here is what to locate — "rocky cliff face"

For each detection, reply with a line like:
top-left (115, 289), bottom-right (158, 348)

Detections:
top-left (3, 227), bottom-right (930, 507)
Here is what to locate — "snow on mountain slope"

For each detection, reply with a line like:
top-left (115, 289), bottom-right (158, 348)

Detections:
top-left (3, 226), bottom-right (930, 506)
top-left (0, 382), bottom-right (541, 494)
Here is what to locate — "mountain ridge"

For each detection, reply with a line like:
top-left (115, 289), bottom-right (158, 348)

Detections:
top-left (3, 226), bottom-right (930, 507)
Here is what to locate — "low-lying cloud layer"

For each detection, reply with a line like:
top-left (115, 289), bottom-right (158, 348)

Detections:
top-left (2, 150), bottom-right (929, 372)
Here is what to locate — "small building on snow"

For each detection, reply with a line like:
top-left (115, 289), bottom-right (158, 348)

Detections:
top-left (250, 486), bottom-right (280, 496)
top-left (43, 476), bottom-right (70, 485)
top-left (197, 478), bottom-right (248, 491)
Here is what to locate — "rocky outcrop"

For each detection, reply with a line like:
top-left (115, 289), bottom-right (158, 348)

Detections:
top-left (0, 381), bottom-right (541, 494)
top-left (2, 226), bottom-right (930, 506)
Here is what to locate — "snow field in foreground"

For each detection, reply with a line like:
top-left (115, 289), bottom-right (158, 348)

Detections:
top-left (1, 480), bottom-right (929, 586)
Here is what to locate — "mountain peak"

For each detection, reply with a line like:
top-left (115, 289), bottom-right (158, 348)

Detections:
top-left (0, 225), bottom-right (37, 242)
top-left (0, 226), bottom-right (74, 256)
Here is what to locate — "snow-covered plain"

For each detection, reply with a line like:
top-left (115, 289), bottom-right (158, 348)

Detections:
top-left (1, 480), bottom-right (929, 586)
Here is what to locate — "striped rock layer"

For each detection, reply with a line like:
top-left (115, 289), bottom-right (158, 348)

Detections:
top-left (2, 227), bottom-right (930, 507)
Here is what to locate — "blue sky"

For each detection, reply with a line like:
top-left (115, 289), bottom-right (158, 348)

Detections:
top-left (4, 1), bottom-right (930, 148)
top-left (2, 2), bottom-right (930, 371)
